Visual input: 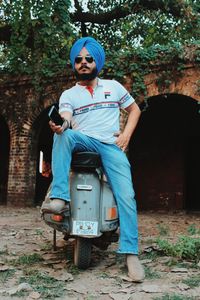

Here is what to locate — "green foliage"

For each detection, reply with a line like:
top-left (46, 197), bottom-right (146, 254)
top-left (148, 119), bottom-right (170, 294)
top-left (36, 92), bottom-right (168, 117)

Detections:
top-left (157, 224), bottom-right (170, 236)
top-left (0, 0), bottom-right (199, 95)
top-left (156, 235), bottom-right (200, 261)
top-left (103, 41), bottom-right (195, 100)
top-left (35, 228), bottom-right (44, 236)
top-left (87, 0), bottom-right (200, 50)
top-left (140, 249), bottom-right (160, 261)
top-left (12, 253), bottom-right (43, 265)
top-left (183, 275), bottom-right (200, 288)
top-left (0, 269), bottom-right (15, 283)
top-left (1, 0), bottom-right (74, 79)
top-left (144, 266), bottom-right (161, 279)
top-left (19, 269), bottom-right (65, 299)
top-left (67, 264), bottom-right (80, 275)
top-left (187, 224), bottom-right (200, 235)
top-left (164, 258), bottom-right (179, 267)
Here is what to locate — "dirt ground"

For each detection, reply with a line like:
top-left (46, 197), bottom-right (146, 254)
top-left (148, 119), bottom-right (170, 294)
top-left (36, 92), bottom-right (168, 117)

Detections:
top-left (0, 207), bottom-right (200, 300)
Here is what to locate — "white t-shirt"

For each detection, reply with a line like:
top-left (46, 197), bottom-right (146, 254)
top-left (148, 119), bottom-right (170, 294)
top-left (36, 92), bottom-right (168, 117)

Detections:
top-left (59, 78), bottom-right (135, 144)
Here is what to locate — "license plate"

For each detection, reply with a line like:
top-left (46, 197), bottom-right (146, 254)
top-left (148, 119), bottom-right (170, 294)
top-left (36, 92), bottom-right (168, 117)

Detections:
top-left (72, 220), bottom-right (98, 236)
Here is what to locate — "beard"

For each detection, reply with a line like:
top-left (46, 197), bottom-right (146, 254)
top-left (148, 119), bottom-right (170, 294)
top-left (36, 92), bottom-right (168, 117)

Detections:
top-left (74, 67), bottom-right (98, 81)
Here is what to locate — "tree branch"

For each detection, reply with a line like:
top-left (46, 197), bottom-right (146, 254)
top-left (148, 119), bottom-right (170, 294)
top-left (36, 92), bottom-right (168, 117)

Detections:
top-left (70, 0), bottom-right (187, 24)
top-left (0, 24), bottom-right (12, 42)
top-left (0, 0), bottom-right (189, 43)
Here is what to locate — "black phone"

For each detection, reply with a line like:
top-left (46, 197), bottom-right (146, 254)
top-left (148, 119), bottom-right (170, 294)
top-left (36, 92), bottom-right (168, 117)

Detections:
top-left (48, 105), bottom-right (64, 126)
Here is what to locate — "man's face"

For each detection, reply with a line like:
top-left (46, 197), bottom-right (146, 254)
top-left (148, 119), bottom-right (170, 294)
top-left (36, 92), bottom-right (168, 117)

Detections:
top-left (74, 47), bottom-right (98, 81)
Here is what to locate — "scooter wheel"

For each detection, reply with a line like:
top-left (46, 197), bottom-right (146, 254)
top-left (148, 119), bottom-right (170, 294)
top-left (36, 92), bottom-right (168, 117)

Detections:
top-left (74, 237), bottom-right (92, 269)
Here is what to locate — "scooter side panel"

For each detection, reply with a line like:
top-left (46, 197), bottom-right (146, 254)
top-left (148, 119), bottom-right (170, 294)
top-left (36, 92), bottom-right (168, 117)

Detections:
top-left (100, 181), bottom-right (119, 232)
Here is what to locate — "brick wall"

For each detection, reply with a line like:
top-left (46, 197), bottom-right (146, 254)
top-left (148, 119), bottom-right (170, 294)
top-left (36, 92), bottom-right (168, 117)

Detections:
top-left (0, 64), bottom-right (200, 208)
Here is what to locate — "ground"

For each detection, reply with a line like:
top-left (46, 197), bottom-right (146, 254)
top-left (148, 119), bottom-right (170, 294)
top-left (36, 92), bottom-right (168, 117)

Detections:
top-left (0, 207), bottom-right (200, 300)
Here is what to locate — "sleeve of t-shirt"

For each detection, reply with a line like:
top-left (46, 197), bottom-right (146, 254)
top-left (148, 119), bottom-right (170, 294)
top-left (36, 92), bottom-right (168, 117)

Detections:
top-left (113, 80), bottom-right (135, 109)
top-left (59, 90), bottom-right (73, 114)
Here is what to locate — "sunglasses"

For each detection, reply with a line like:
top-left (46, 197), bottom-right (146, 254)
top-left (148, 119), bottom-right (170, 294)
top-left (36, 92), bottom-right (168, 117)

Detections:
top-left (75, 55), bottom-right (94, 64)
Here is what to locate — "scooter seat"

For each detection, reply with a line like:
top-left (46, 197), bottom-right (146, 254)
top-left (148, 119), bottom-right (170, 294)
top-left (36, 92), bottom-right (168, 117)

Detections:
top-left (71, 151), bottom-right (102, 170)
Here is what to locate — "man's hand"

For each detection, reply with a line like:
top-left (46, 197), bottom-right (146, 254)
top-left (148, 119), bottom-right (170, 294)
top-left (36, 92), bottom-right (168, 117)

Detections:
top-left (49, 110), bottom-right (71, 134)
top-left (115, 102), bottom-right (141, 151)
top-left (114, 131), bottom-right (130, 152)
top-left (49, 120), bottom-right (64, 134)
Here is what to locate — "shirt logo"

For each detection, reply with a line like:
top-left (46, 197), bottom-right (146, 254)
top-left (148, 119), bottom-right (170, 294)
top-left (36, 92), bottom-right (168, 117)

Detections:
top-left (104, 91), bottom-right (111, 99)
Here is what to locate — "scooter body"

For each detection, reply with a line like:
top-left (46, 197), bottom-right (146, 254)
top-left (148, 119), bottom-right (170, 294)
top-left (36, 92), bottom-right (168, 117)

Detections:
top-left (42, 152), bottom-right (119, 269)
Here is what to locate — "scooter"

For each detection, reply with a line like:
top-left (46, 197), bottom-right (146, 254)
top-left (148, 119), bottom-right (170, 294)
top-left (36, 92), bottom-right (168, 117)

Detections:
top-left (41, 151), bottom-right (119, 269)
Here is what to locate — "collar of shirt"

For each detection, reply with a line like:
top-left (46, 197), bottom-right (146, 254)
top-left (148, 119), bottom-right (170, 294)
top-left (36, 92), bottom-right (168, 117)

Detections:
top-left (76, 78), bottom-right (103, 91)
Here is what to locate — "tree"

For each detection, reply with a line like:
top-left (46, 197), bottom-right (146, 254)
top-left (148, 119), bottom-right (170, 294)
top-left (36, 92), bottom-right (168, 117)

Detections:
top-left (0, 0), bottom-right (73, 77)
top-left (0, 0), bottom-right (199, 80)
top-left (84, 0), bottom-right (200, 50)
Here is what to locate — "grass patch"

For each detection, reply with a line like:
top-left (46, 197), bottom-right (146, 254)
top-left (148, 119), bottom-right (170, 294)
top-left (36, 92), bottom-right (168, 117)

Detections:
top-left (19, 270), bottom-right (65, 299)
top-left (12, 290), bottom-right (29, 297)
top-left (164, 258), bottom-right (199, 270)
top-left (11, 253), bottom-right (43, 266)
top-left (154, 294), bottom-right (197, 300)
top-left (0, 247), bottom-right (8, 255)
top-left (144, 238), bottom-right (157, 245)
top-left (144, 266), bottom-right (161, 279)
top-left (182, 274), bottom-right (200, 288)
top-left (40, 243), bottom-right (52, 251)
top-left (98, 272), bottom-right (110, 278)
top-left (35, 229), bottom-right (44, 236)
top-left (156, 235), bottom-right (200, 261)
top-left (0, 269), bottom-right (15, 283)
top-left (157, 224), bottom-right (170, 236)
top-left (67, 264), bottom-right (80, 275)
top-left (140, 250), bottom-right (160, 261)
top-left (187, 224), bottom-right (200, 235)
top-left (164, 258), bottom-right (179, 267)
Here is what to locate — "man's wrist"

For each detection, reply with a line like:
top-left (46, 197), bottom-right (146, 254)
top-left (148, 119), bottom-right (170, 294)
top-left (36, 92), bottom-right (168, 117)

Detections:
top-left (62, 119), bottom-right (70, 131)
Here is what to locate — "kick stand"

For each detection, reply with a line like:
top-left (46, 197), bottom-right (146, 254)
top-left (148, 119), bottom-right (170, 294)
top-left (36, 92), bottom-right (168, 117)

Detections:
top-left (53, 229), bottom-right (57, 251)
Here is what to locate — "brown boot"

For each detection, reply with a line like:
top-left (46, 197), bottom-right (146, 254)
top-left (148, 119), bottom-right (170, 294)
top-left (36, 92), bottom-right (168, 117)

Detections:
top-left (126, 254), bottom-right (145, 283)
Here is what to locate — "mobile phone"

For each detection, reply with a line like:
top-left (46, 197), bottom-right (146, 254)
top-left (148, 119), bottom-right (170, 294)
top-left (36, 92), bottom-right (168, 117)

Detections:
top-left (48, 105), bottom-right (64, 126)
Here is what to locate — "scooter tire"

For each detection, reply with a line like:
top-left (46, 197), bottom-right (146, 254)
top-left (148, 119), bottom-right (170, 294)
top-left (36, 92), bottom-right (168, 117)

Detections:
top-left (74, 237), bottom-right (92, 269)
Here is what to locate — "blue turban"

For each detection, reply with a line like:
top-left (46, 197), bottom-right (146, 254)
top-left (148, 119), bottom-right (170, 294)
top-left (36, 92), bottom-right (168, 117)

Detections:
top-left (70, 37), bottom-right (105, 73)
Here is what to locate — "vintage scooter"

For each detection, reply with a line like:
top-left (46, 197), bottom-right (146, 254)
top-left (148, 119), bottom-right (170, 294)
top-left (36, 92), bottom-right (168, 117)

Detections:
top-left (41, 151), bottom-right (119, 269)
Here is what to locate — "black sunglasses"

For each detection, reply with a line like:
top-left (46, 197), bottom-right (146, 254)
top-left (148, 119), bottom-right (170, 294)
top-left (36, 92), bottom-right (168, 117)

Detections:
top-left (75, 55), bottom-right (94, 64)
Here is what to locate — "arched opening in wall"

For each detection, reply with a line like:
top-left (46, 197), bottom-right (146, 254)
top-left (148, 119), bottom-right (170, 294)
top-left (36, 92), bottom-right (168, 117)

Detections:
top-left (0, 116), bottom-right (10, 205)
top-left (32, 107), bottom-right (54, 205)
top-left (129, 94), bottom-right (200, 211)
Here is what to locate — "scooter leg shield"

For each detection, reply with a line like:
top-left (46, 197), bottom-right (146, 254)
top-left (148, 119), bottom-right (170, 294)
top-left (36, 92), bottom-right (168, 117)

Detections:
top-left (70, 171), bottom-right (101, 236)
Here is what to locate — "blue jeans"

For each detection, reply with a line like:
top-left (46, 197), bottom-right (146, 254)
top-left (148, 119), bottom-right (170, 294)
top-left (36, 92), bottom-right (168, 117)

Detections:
top-left (50, 129), bottom-right (138, 254)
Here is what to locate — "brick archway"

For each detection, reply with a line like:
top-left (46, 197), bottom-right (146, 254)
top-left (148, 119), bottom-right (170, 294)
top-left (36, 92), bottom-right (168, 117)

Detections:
top-left (143, 65), bottom-right (200, 103)
top-left (129, 93), bottom-right (200, 211)
top-left (31, 106), bottom-right (54, 205)
top-left (0, 116), bottom-right (10, 204)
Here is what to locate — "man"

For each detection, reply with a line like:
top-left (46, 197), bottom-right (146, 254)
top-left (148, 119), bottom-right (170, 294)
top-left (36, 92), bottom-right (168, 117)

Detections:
top-left (43, 37), bottom-right (145, 282)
